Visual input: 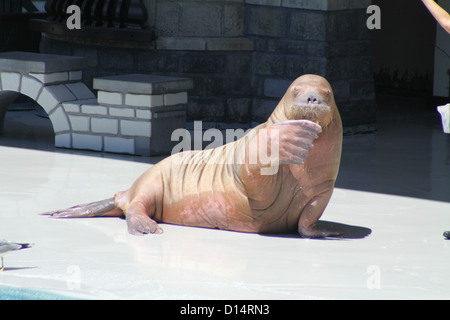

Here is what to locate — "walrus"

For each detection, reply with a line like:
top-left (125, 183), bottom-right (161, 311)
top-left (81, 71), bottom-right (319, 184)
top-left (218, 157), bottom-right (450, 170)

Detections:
top-left (41, 74), bottom-right (343, 238)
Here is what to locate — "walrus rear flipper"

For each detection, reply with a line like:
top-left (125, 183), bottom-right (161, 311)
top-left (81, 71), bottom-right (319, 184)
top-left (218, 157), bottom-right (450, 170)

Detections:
top-left (40, 198), bottom-right (123, 218)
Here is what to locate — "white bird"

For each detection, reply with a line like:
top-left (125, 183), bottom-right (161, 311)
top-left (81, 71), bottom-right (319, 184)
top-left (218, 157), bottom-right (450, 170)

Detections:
top-left (0, 239), bottom-right (33, 271)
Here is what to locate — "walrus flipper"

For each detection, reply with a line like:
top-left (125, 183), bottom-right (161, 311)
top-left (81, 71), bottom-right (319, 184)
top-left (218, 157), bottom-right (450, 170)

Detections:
top-left (245, 120), bottom-right (322, 176)
top-left (125, 201), bottom-right (163, 235)
top-left (272, 120), bottom-right (322, 165)
top-left (297, 191), bottom-right (342, 238)
top-left (40, 198), bottom-right (123, 218)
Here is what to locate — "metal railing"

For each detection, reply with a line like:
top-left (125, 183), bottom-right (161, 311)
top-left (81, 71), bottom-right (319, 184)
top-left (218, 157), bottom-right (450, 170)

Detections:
top-left (43, 0), bottom-right (148, 29)
top-left (0, 0), bottom-right (39, 14)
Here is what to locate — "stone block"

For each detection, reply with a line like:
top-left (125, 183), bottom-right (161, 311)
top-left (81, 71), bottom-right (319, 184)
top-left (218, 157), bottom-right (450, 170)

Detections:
top-left (138, 51), bottom-right (180, 73)
top-left (125, 93), bottom-right (164, 107)
top-left (69, 115), bottom-right (90, 132)
top-left (152, 110), bottom-right (186, 119)
top-left (289, 11), bottom-right (327, 41)
top-left (20, 75), bottom-right (43, 100)
top-left (251, 98), bottom-right (277, 123)
top-left (29, 71), bottom-right (68, 84)
top-left (156, 37), bottom-right (206, 51)
top-left (245, 0), bottom-right (371, 10)
top-left (150, 107), bottom-right (187, 156)
top-left (226, 98), bottom-right (251, 123)
top-left (121, 120), bottom-right (151, 137)
top-left (247, 6), bottom-right (288, 37)
top-left (63, 101), bottom-right (81, 113)
top-left (264, 78), bottom-right (292, 98)
top-left (55, 133), bottom-right (71, 148)
top-left (179, 3), bottom-right (222, 37)
top-left (183, 53), bottom-right (226, 73)
top-left (109, 107), bottom-right (135, 118)
top-left (0, 51), bottom-right (86, 73)
top-left (222, 77), bottom-right (252, 96)
top-left (187, 97), bottom-right (225, 122)
top-left (94, 74), bottom-right (193, 95)
top-left (254, 53), bottom-right (285, 76)
top-left (81, 104), bottom-right (108, 115)
top-left (49, 106), bottom-right (70, 133)
top-left (164, 92), bottom-right (188, 106)
top-left (91, 117), bottom-right (119, 135)
top-left (98, 91), bottom-right (123, 105)
top-left (285, 56), bottom-right (326, 78)
top-left (326, 10), bottom-right (361, 42)
top-left (136, 109), bottom-right (152, 120)
top-left (69, 70), bottom-right (82, 81)
top-left (1, 72), bottom-right (21, 91)
top-left (73, 46), bottom-right (98, 67)
top-left (282, 0), bottom-right (327, 10)
top-left (72, 133), bottom-right (103, 151)
top-left (63, 99), bottom-right (97, 113)
top-left (155, 1), bottom-right (180, 36)
top-left (206, 38), bottom-right (254, 51)
top-left (104, 136), bottom-right (135, 154)
top-left (226, 53), bottom-right (253, 74)
top-left (327, 0), bottom-right (371, 10)
top-left (98, 48), bottom-right (136, 71)
top-left (223, 4), bottom-right (245, 37)
top-left (38, 84), bottom-right (76, 113)
top-left (245, 0), bottom-right (281, 6)
top-left (65, 82), bottom-right (96, 100)
top-left (134, 137), bottom-right (151, 156)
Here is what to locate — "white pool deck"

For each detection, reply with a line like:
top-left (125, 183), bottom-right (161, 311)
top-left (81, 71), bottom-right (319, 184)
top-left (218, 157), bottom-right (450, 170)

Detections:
top-left (0, 95), bottom-right (449, 300)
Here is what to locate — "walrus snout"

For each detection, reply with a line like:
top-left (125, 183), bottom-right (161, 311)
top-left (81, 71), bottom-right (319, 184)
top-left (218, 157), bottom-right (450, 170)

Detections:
top-left (296, 91), bottom-right (325, 106)
top-left (292, 90), bottom-right (331, 124)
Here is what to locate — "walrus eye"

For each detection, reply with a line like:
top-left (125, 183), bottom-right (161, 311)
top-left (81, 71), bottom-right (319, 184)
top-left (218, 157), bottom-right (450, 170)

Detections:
top-left (291, 86), bottom-right (300, 96)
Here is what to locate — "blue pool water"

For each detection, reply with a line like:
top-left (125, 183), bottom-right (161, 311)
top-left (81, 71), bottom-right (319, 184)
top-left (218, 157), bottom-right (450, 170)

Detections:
top-left (0, 285), bottom-right (83, 300)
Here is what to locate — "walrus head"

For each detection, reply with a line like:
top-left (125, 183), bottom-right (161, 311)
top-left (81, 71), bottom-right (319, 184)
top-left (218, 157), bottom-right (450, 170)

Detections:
top-left (271, 75), bottom-right (336, 128)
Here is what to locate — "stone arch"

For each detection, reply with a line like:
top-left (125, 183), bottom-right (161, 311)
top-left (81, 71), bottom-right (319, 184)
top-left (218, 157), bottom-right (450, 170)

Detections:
top-left (0, 71), bottom-right (95, 147)
top-left (0, 51), bottom-right (193, 156)
top-left (0, 90), bottom-right (21, 134)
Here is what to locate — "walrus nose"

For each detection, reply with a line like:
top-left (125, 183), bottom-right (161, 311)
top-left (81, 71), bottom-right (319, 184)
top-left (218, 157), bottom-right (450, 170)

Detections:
top-left (297, 91), bottom-right (324, 105)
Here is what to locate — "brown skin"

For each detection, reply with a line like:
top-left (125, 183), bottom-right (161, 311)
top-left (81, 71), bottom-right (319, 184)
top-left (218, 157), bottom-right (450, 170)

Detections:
top-left (42, 74), bottom-right (343, 238)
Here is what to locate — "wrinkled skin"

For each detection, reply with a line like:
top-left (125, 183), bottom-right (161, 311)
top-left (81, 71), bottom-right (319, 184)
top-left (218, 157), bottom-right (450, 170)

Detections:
top-left (42, 74), bottom-right (343, 238)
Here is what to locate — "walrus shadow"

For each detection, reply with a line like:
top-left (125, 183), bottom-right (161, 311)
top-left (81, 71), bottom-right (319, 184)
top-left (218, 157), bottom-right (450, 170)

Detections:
top-left (1, 266), bottom-right (37, 272)
top-left (260, 221), bottom-right (372, 240)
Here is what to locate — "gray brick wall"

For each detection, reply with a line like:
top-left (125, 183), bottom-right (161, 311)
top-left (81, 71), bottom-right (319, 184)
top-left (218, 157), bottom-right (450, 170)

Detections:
top-left (0, 52), bottom-right (193, 156)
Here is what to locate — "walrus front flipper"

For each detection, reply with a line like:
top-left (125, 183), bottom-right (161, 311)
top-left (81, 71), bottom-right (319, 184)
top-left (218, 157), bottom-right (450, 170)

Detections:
top-left (272, 120), bottom-right (322, 166)
top-left (125, 201), bottom-right (163, 235)
top-left (245, 120), bottom-right (322, 177)
top-left (40, 198), bottom-right (123, 218)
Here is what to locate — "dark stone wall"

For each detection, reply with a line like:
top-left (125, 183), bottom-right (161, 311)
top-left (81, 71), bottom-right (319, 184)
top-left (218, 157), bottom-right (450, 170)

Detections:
top-left (39, 2), bottom-right (376, 133)
top-left (246, 5), bottom-right (376, 132)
